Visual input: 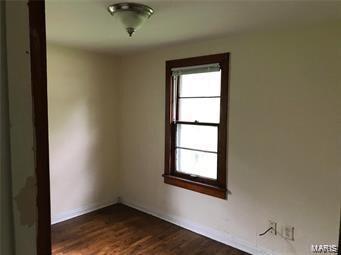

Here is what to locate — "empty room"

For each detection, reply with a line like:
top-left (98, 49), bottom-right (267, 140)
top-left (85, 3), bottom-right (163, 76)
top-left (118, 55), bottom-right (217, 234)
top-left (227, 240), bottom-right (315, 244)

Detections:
top-left (1, 1), bottom-right (340, 255)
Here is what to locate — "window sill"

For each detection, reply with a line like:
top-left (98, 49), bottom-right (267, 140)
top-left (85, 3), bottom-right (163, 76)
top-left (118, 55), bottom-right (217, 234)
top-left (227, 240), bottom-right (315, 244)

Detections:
top-left (163, 174), bottom-right (226, 199)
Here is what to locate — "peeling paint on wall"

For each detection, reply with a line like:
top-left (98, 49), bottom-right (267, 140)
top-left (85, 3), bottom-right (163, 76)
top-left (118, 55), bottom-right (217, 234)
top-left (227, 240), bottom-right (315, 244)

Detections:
top-left (14, 176), bottom-right (37, 227)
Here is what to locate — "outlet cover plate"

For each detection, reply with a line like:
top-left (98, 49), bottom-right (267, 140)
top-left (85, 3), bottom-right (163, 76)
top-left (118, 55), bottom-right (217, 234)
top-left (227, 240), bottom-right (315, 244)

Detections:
top-left (284, 226), bottom-right (295, 241)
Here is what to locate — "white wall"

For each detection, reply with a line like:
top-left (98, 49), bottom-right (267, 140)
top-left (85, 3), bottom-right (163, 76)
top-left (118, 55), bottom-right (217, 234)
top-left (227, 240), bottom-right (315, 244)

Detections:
top-left (6, 1), bottom-right (37, 254)
top-left (1, 1), bottom-right (14, 254)
top-left (118, 23), bottom-right (341, 255)
top-left (47, 44), bottom-right (120, 223)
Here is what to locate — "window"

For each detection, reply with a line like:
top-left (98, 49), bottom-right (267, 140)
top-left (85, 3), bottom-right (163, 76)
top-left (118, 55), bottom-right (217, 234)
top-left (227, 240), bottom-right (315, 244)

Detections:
top-left (163, 53), bottom-right (229, 199)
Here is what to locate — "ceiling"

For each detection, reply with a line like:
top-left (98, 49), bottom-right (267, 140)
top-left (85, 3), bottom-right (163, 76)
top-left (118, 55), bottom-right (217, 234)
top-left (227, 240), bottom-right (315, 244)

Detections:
top-left (46, 0), bottom-right (341, 54)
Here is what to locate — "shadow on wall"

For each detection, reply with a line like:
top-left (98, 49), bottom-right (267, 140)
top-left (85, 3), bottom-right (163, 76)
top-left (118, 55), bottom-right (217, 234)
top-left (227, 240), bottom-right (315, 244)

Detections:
top-left (47, 44), bottom-right (119, 221)
top-left (1, 1), bottom-right (15, 253)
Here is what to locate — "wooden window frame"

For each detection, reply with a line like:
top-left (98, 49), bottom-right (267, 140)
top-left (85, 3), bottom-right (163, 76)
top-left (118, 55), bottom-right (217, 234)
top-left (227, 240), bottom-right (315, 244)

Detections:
top-left (163, 53), bottom-right (230, 199)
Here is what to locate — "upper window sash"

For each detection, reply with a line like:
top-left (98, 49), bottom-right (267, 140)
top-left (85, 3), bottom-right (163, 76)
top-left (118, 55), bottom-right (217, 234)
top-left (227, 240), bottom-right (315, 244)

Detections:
top-left (171, 63), bottom-right (220, 76)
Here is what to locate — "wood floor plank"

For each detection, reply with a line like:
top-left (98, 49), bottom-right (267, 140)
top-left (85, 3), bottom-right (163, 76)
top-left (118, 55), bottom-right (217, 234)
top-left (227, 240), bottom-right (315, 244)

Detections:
top-left (51, 204), bottom-right (249, 255)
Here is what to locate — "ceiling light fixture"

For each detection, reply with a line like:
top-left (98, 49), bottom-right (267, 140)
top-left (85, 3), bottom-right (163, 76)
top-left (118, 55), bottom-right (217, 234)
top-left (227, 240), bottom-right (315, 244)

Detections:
top-left (108, 2), bottom-right (154, 37)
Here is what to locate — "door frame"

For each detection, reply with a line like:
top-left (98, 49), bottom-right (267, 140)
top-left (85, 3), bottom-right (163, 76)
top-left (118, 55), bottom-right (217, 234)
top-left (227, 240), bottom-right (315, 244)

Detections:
top-left (28, 0), bottom-right (51, 254)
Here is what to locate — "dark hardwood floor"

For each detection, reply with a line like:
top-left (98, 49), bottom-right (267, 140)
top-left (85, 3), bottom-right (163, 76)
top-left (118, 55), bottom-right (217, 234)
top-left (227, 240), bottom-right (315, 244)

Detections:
top-left (52, 204), bottom-right (249, 255)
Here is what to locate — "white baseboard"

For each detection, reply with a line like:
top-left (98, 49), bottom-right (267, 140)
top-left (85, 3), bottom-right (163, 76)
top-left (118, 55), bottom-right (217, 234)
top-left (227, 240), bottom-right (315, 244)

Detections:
top-left (51, 199), bottom-right (118, 225)
top-left (121, 199), bottom-right (274, 255)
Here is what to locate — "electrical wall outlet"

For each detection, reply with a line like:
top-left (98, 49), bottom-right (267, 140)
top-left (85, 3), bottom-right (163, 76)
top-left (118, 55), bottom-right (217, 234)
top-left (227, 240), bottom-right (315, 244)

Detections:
top-left (283, 226), bottom-right (295, 241)
top-left (269, 220), bottom-right (277, 235)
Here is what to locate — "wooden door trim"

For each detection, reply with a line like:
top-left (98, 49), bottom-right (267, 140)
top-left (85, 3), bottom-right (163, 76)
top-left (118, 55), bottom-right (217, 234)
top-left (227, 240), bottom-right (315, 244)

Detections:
top-left (28, 0), bottom-right (51, 254)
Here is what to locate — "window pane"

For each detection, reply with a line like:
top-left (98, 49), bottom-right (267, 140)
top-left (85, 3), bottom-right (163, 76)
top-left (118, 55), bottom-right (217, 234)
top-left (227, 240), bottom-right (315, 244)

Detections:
top-left (177, 124), bottom-right (217, 152)
top-left (176, 149), bottom-right (217, 179)
top-left (179, 71), bottom-right (221, 97)
top-left (178, 98), bottom-right (220, 123)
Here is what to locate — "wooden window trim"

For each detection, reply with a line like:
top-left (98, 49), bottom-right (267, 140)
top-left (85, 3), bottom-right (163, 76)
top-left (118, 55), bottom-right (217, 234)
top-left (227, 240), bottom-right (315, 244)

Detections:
top-left (163, 53), bottom-right (230, 199)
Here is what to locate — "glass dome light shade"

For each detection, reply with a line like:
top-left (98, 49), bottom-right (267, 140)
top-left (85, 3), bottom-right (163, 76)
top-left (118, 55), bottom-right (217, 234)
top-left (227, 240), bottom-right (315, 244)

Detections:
top-left (108, 3), bottom-right (154, 37)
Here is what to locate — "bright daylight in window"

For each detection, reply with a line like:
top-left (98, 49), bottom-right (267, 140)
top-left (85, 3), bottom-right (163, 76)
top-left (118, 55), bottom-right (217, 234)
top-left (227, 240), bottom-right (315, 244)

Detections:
top-left (173, 68), bottom-right (221, 179)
